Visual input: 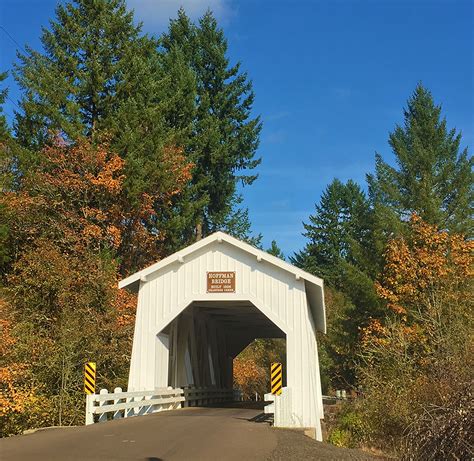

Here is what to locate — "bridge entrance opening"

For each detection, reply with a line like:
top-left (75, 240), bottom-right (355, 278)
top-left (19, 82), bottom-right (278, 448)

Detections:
top-left (233, 337), bottom-right (286, 401)
top-left (158, 300), bottom-right (286, 392)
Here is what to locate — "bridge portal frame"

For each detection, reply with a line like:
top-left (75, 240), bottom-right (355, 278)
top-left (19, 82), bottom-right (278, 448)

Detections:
top-left (119, 232), bottom-right (326, 440)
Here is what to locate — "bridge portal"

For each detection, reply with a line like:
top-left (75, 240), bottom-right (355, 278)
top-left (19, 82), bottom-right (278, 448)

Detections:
top-left (119, 232), bottom-right (326, 440)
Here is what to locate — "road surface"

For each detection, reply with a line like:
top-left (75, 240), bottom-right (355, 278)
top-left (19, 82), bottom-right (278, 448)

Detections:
top-left (1, 406), bottom-right (384, 460)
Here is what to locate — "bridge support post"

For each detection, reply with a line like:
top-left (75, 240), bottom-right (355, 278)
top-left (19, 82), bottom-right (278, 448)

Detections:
top-left (98, 389), bottom-right (108, 422)
top-left (85, 394), bottom-right (94, 425)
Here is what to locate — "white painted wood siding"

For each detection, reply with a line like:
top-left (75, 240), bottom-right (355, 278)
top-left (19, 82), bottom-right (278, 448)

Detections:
top-left (127, 239), bottom-right (324, 437)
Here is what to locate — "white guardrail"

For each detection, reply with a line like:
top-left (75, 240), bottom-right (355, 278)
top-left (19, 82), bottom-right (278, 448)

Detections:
top-left (264, 387), bottom-right (292, 427)
top-left (86, 386), bottom-right (241, 425)
top-left (85, 387), bottom-right (184, 425)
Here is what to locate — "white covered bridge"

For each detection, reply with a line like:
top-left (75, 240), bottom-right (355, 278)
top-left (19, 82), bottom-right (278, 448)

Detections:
top-left (115, 232), bottom-right (326, 440)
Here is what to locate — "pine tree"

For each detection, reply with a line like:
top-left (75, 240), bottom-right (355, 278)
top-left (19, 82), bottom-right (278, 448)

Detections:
top-left (14, 0), bottom-right (158, 148)
top-left (368, 83), bottom-right (473, 238)
top-left (267, 240), bottom-right (285, 260)
top-left (160, 9), bottom-right (262, 239)
top-left (0, 71), bottom-right (10, 141)
top-left (12, 0), bottom-right (202, 256)
top-left (298, 179), bottom-right (374, 284)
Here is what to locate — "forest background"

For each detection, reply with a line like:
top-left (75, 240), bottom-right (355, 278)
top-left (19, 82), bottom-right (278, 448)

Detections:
top-left (0, 1), bottom-right (472, 460)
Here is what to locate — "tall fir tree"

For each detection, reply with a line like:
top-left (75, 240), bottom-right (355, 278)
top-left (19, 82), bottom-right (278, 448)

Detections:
top-left (296, 179), bottom-right (375, 284)
top-left (367, 83), bottom-right (473, 240)
top-left (160, 9), bottom-right (262, 240)
top-left (14, 0), bottom-right (160, 147)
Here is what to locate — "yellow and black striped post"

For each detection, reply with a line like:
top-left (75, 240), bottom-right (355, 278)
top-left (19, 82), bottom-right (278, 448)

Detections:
top-left (84, 362), bottom-right (96, 395)
top-left (271, 362), bottom-right (282, 395)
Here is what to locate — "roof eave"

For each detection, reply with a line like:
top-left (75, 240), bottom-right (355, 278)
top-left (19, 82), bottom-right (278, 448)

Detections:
top-left (118, 231), bottom-right (324, 294)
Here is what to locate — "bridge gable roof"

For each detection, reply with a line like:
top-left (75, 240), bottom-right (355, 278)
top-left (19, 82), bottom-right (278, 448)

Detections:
top-left (119, 231), bottom-right (326, 332)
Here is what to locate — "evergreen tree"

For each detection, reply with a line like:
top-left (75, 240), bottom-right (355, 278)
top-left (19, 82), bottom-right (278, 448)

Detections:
top-left (266, 240), bottom-right (285, 260)
top-left (294, 179), bottom-right (381, 386)
top-left (14, 0), bottom-right (158, 148)
top-left (13, 2), bottom-right (262, 253)
top-left (296, 179), bottom-right (374, 284)
top-left (160, 9), bottom-right (262, 239)
top-left (368, 83), bottom-right (473, 238)
top-left (0, 71), bottom-right (10, 141)
top-left (0, 72), bottom-right (11, 271)
top-left (12, 0), bottom-right (201, 256)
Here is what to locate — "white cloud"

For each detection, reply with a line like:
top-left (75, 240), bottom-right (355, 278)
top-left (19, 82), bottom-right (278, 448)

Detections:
top-left (265, 111), bottom-right (290, 122)
top-left (127, 0), bottom-right (234, 31)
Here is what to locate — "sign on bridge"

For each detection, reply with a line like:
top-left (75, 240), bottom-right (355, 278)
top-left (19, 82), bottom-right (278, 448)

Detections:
top-left (206, 271), bottom-right (236, 293)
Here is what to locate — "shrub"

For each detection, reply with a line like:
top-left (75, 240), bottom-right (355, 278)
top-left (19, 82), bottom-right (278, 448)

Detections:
top-left (327, 404), bottom-right (368, 448)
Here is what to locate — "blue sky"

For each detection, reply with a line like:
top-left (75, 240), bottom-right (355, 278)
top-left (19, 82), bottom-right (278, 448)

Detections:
top-left (1, 0), bottom-right (472, 256)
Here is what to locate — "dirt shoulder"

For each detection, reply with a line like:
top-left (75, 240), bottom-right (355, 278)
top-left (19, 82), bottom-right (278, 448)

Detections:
top-left (268, 428), bottom-right (392, 461)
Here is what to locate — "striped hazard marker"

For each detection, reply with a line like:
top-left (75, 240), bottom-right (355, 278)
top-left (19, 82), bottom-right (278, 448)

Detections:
top-left (271, 362), bottom-right (282, 395)
top-left (84, 362), bottom-right (96, 395)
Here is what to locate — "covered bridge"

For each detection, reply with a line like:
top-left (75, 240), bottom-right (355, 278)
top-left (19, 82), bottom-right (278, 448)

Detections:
top-left (119, 232), bottom-right (326, 439)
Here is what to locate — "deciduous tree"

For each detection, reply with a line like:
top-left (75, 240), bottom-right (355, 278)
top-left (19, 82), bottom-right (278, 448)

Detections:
top-left (358, 214), bottom-right (473, 457)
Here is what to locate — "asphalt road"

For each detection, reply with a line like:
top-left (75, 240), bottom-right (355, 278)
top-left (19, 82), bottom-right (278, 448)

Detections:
top-left (1, 406), bottom-right (385, 461)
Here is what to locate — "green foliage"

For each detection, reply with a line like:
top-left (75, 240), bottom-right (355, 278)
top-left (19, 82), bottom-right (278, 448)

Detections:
top-left (328, 406), bottom-right (367, 448)
top-left (14, 0), bottom-right (156, 146)
top-left (0, 71), bottom-right (10, 141)
top-left (160, 9), bottom-right (262, 240)
top-left (295, 179), bottom-right (382, 387)
top-left (299, 178), bottom-right (375, 282)
top-left (368, 83), bottom-right (473, 239)
top-left (266, 240), bottom-right (285, 259)
top-left (317, 287), bottom-right (357, 389)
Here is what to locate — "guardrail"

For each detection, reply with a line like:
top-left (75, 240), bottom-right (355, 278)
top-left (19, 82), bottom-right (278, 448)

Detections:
top-left (86, 386), bottom-right (243, 425)
top-left (85, 387), bottom-right (184, 425)
top-left (264, 387), bottom-right (292, 427)
top-left (264, 392), bottom-right (275, 414)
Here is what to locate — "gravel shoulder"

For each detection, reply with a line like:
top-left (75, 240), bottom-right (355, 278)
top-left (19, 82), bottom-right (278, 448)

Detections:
top-left (269, 427), bottom-right (391, 461)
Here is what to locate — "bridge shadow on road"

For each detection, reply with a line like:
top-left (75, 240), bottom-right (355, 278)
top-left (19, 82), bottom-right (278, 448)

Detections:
top-left (202, 400), bottom-right (274, 423)
top-left (247, 412), bottom-right (273, 423)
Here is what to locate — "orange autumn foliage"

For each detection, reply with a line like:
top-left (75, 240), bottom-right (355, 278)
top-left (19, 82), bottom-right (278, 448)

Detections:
top-left (375, 213), bottom-right (473, 324)
top-left (362, 214), bottom-right (473, 353)
top-left (357, 215), bottom-right (473, 456)
top-left (2, 137), bottom-right (193, 272)
top-left (0, 137), bottom-right (192, 434)
top-left (0, 298), bottom-right (45, 434)
top-left (233, 357), bottom-right (266, 400)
